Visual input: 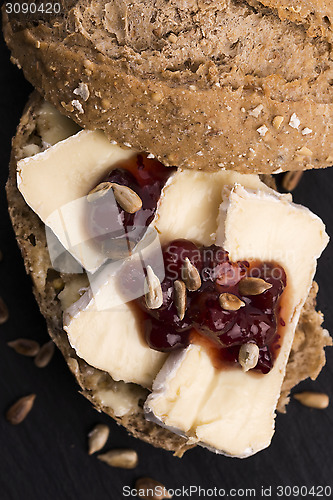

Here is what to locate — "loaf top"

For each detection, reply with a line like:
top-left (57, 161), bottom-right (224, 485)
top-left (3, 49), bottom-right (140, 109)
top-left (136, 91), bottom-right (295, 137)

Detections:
top-left (3, 0), bottom-right (333, 173)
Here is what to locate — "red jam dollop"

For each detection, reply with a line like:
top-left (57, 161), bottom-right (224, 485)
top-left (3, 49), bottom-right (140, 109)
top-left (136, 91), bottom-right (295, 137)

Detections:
top-left (86, 154), bottom-right (174, 256)
top-left (136, 240), bottom-right (287, 374)
top-left (86, 155), bottom-right (286, 374)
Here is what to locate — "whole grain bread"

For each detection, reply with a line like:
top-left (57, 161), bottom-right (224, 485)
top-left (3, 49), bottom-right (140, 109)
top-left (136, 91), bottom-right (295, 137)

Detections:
top-left (3, 0), bottom-right (333, 175)
top-left (6, 92), bottom-right (332, 454)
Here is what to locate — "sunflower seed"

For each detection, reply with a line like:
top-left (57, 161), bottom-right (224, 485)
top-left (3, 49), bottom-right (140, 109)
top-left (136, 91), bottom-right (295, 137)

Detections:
top-left (7, 338), bottom-right (40, 357)
top-left (88, 424), bottom-right (110, 455)
top-left (34, 340), bottom-right (55, 368)
top-left (174, 280), bottom-right (187, 320)
top-left (145, 266), bottom-right (163, 309)
top-left (293, 392), bottom-right (329, 409)
top-left (111, 183), bottom-right (142, 214)
top-left (282, 171), bottom-right (303, 191)
top-left (136, 477), bottom-right (173, 499)
top-left (0, 296), bottom-right (9, 325)
top-left (87, 182), bottom-right (113, 202)
top-left (6, 394), bottom-right (36, 425)
top-left (182, 258), bottom-right (201, 291)
top-left (97, 449), bottom-right (138, 469)
top-left (219, 293), bottom-right (245, 311)
top-left (238, 277), bottom-right (272, 296)
top-left (238, 343), bottom-right (259, 372)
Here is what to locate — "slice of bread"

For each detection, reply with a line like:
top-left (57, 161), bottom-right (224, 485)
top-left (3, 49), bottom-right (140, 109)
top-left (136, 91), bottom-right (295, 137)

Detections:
top-left (6, 91), bottom-right (332, 454)
top-left (247, 0), bottom-right (333, 40)
top-left (3, 0), bottom-right (333, 175)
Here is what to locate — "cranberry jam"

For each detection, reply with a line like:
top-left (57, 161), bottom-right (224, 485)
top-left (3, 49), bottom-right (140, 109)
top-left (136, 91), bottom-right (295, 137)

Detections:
top-left (86, 154), bottom-right (174, 257)
top-left (137, 240), bottom-right (287, 374)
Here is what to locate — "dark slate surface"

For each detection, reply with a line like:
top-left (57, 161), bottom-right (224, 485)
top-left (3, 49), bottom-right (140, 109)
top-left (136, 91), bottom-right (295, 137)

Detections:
top-left (0, 20), bottom-right (332, 500)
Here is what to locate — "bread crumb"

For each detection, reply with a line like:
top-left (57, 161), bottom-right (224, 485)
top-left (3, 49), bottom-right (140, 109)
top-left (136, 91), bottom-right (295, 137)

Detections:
top-left (302, 127), bottom-right (312, 135)
top-left (249, 104), bottom-right (263, 118)
top-left (61, 101), bottom-right (74, 112)
top-left (71, 100), bottom-right (84, 114)
top-left (298, 146), bottom-right (313, 156)
top-left (168, 33), bottom-right (177, 43)
top-left (257, 125), bottom-right (268, 137)
top-left (289, 113), bottom-right (300, 129)
top-left (272, 116), bottom-right (284, 130)
top-left (73, 83), bottom-right (90, 102)
top-left (152, 91), bottom-right (163, 103)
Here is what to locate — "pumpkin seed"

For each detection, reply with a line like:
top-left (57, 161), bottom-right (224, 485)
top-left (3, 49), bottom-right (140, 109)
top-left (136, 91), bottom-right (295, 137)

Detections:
top-left (238, 277), bottom-right (272, 296)
top-left (219, 293), bottom-right (245, 311)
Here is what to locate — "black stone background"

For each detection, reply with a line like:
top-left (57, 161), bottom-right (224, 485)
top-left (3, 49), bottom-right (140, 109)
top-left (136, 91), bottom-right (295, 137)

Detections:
top-left (0, 13), bottom-right (332, 500)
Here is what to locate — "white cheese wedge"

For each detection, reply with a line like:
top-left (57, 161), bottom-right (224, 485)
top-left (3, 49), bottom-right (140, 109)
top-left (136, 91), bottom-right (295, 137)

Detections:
top-left (63, 260), bottom-right (168, 388)
top-left (17, 130), bottom-right (135, 272)
top-left (145, 185), bottom-right (329, 457)
top-left (154, 169), bottom-right (269, 246)
top-left (64, 171), bottom-right (272, 387)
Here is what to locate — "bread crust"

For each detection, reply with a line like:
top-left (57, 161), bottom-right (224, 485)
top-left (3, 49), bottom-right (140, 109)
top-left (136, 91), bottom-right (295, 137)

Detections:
top-left (247, 0), bottom-right (333, 40)
top-left (6, 92), bottom-right (332, 453)
top-left (3, 0), bottom-right (333, 174)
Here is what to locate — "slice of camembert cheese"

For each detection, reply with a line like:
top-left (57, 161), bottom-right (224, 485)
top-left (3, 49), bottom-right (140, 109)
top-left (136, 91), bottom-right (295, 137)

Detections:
top-left (17, 130), bottom-right (135, 273)
top-left (145, 185), bottom-right (329, 458)
top-left (63, 171), bottom-right (273, 388)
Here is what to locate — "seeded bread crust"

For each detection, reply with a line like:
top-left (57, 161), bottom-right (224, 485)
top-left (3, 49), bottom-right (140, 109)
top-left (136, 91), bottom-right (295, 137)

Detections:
top-left (3, 0), bottom-right (333, 175)
top-left (6, 92), bottom-right (332, 454)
